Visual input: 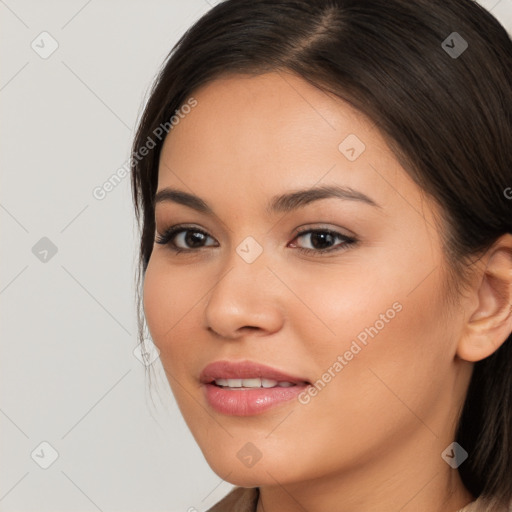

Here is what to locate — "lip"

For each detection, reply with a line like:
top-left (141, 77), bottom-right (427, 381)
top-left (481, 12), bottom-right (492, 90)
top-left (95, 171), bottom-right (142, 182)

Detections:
top-left (200, 360), bottom-right (309, 384)
top-left (200, 360), bottom-right (311, 416)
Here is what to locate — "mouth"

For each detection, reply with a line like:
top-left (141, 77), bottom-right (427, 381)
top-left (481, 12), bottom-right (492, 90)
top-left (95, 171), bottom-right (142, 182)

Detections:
top-left (211, 377), bottom-right (305, 389)
top-left (200, 360), bottom-right (311, 415)
top-left (200, 359), bottom-right (310, 386)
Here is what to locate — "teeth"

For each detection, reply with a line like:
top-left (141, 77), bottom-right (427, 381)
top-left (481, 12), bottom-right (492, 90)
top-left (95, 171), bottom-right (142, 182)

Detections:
top-left (214, 378), bottom-right (295, 388)
top-left (242, 378), bottom-right (263, 388)
top-left (261, 378), bottom-right (278, 388)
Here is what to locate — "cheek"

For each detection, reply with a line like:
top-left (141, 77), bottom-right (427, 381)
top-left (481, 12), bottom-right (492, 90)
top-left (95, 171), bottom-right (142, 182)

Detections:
top-left (268, 275), bottom-right (453, 478)
top-left (289, 256), bottom-right (454, 419)
top-left (143, 259), bottom-right (171, 343)
top-left (142, 257), bottom-right (195, 352)
top-left (142, 255), bottom-right (217, 388)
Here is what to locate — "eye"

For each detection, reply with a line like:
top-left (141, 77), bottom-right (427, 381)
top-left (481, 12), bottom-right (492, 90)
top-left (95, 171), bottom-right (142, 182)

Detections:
top-left (155, 225), bottom-right (218, 253)
top-left (155, 224), bottom-right (358, 256)
top-left (289, 228), bottom-right (357, 255)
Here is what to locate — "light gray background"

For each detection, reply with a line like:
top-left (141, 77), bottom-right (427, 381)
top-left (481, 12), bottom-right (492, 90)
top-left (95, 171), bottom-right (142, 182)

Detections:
top-left (1, 1), bottom-right (511, 511)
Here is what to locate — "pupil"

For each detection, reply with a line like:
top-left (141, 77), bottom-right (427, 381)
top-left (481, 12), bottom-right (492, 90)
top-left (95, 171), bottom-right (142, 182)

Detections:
top-left (186, 231), bottom-right (205, 247)
top-left (312, 232), bottom-right (333, 249)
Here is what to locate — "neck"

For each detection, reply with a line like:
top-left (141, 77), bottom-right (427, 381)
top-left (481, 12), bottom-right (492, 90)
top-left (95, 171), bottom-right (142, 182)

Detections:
top-left (255, 432), bottom-right (474, 512)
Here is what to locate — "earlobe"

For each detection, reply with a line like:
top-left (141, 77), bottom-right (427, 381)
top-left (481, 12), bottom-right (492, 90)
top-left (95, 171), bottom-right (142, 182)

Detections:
top-left (457, 234), bottom-right (512, 363)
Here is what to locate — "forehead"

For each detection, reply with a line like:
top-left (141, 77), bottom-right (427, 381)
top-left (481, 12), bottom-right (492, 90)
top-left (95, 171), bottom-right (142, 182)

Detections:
top-left (156, 71), bottom-right (422, 219)
top-left (160, 71), bottom-right (379, 170)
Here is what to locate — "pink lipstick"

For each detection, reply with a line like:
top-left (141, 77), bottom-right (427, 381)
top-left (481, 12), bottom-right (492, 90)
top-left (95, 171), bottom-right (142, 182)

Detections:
top-left (200, 360), bottom-right (310, 416)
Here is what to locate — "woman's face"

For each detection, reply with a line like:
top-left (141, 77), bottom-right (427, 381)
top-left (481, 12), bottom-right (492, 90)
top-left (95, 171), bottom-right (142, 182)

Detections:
top-left (143, 72), bottom-right (471, 488)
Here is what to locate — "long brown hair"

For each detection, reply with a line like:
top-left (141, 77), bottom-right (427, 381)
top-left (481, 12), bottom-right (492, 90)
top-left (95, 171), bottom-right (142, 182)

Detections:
top-left (131, 1), bottom-right (512, 507)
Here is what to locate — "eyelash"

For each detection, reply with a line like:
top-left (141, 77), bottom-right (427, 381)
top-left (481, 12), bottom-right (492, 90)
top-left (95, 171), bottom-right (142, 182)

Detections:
top-left (154, 224), bottom-right (358, 256)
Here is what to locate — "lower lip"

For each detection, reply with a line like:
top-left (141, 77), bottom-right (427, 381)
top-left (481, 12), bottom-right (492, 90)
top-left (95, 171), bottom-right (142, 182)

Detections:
top-left (203, 383), bottom-right (309, 416)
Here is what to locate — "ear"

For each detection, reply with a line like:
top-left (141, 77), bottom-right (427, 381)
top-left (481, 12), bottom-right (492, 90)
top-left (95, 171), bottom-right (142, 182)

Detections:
top-left (457, 234), bottom-right (512, 362)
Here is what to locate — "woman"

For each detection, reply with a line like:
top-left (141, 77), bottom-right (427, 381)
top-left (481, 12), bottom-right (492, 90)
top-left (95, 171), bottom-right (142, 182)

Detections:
top-left (130, 0), bottom-right (512, 510)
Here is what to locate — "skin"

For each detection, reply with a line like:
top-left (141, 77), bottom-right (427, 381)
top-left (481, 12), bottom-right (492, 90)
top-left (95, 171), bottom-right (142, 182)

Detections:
top-left (142, 71), bottom-right (512, 512)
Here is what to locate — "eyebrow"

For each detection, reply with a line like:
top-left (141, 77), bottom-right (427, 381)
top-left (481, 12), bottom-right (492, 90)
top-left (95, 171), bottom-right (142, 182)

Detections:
top-left (154, 184), bottom-right (381, 215)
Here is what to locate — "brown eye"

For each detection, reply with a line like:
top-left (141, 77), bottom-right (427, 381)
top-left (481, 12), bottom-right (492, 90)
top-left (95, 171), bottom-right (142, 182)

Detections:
top-left (155, 226), bottom-right (217, 252)
top-left (290, 229), bottom-right (357, 255)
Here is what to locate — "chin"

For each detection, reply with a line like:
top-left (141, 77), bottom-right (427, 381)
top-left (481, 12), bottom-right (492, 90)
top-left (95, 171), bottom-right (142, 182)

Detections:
top-left (200, 445), bottom-right (308, 488)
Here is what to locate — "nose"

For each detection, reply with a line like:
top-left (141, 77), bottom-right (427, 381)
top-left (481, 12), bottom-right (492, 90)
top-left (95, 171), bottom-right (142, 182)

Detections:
top-left (204, 248), bottom-right (285, 340)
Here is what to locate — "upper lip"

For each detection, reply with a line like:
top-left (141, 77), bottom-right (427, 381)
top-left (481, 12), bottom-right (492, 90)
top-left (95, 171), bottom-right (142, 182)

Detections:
top-left (200, 360), bottom-right (310, 384)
